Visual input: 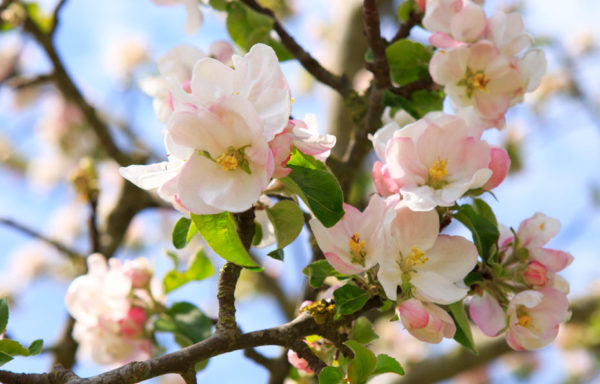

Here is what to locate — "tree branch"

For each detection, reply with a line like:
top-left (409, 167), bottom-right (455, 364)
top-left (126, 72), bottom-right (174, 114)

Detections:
top-left (390, 11), bottom-right (423, 43)
top-left (363, 0), bottom-right (390, 89)
top-left (0, 217), bottom-right (83, 261)
top-left (239, 0), bottom-right (352, 98)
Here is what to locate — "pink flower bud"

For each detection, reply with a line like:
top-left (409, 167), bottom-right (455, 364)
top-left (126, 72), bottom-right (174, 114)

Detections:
top-left (397, 299), bottom-right (456, 343)
top-left (209, 40), bottom-right (234, 64)
top-left (287, 348), bottom-right (313, 374)
top-left (119, 307), bottom-right (147, 338)
top-left (523, 261), bottom-right (548, 287)
top-left (483, 147), bottom-right (511, 190)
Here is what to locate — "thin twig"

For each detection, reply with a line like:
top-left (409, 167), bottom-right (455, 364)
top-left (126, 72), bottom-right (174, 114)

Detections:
top-left (240, 0), bottom-right (352, 98)
top-left (50, 0), bottom-right (68, 35)
top-left (390, 10), bottom-right (423, 43)
top-left (0, 217), bottom-right (83, 260)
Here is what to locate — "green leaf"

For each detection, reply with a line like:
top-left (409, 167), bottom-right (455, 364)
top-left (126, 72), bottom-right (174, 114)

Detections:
top-left (0, 351), bottom-right (12, 367)
top-left (27, 339), bottom-right (43, 355)
top-left (252, 222), bottom-right (263, 246)
top-left (267, 249), bottom-right (284, 261)
top-left (382, 89), bottom-right (445, 119)
top-left (280, 151), bottom-right (344, 228)
top-left (0, 298), bottom-right (8, 334)
top-left (334, 285), bottom-right (370, 316)
top-left (350, 317), bottom-right (379, 344)
top-left (266, 200), bottom-right (304, 251)
top-left (163, 250), bottom-right (215, 293)
top-left (319, 366), bottom-right (344, 384)
top-left (453, 204), bottom-right (499, 264)
top-left (397, 0), bottom-right (415, 22)
top-left (209, 0), bottom-right (228, 11)
top-left (225, 2), bottom-right (293, 61)
top-left (345, 340), bottom-right (377, 384)
top-left (472, 198), bottom-right (498, 227)
top-left (372, 354), bottom-right (404, 376)
top-left (154, 302), bottom-right (213, 348)
top-left (302, 260), bottom-right (336, 288)
top-left (386, 40), bottom-right (432, 87)
top-left (448, 301), bottom-right (477, 354)
top-left (191, 212), bottom-right (260, 269)
top-left (0, 339), bottom-right (30, 356)
top-left (24, 3), bottom-right (52, 33)
top-left (172, 217), bottom-right (197, 249)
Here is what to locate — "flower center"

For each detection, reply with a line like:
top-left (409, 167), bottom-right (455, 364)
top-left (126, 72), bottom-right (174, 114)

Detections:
top-left (406, 246), bottom-right (428, 267)
top-left (200, 145), bottom-right (252, 174)
top-left (458, 68), bottom-right (491, 98)
top-left (216, 152), bottom-right (239, 171)
top-left (426, 157), bottom-right (449, 189)
top-left (428, 157), bottom-right (448, 180)
top-left (518, 314), bottom-right (531, 328)
top-left (539, 222), bottom-right (545, 231)
top-left (348, 233), bottom-right (367, 266)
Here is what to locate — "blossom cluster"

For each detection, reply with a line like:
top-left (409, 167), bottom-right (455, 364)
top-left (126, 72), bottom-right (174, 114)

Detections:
top-left (469, 213), bottom-right (572, 350)
top-left (121, 43), bottom-right (335, 215)
top-left (305, 0), bottom-right (569, 352)
top-left (65, 254), bottom-right (163, 365)
top-left (425, 0), bottom-right (546, 129)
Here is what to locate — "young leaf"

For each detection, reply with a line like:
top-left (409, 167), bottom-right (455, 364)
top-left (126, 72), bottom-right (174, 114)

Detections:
top-left (472, 198), bottom-right (498, 227)
top-left (154, 302), bottom-right (213, 348)
top-left (372, 354), bottom-right (404, 376)
top-left (0, 351), bottom-right (12, 367)
top-left (0, 339), bottom-right (30, 356)
top-left (397, 0), bottom-right (415, 22)
top-left (28, 339), bottom-right (43, 356)
top-left (345, 340), bottom-right (377, 384)
top-left (0, 298), bottom-right (8, 334)
top-left (448, 301), bottom-right (477, 354)
top-left (225, 2), bottom-right (292, 60)
top-left (382, 89), bottom-right (445, 119)
top-left (350, 317), bottom-right (379, 344)
top-left (453, 204), bottom-right (499, 264)
top-left (386, 40), bottom-right (432, 87)
top-left (266, 200), bottom-right (304, 249)
top-left (163, 250), bottom-right (215, 293)
top-left (319, 366), bottom-right (344, 384)
top-left (280, 151), bottom-right (344, 228)
top-left (334, 285), bottom-right (370, 316)
top-left (267, 249), bottom-right (284, 261)
top-left (302, 260), bottom-right (336, 288)
top-left (172, 217), bottom-right (196, 249)
top-left (191, 212), bottom-right (260, 270)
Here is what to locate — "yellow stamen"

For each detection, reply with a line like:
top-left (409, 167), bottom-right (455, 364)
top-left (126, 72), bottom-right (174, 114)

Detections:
top-left (216, 153), bottom-right (239, 171)
top-left (472, 73), bottom-right (490, 92)
top-left (406, 246), bottom-right (428, 267)
top-left (518, 314), bottom-right (531, 327)
top-left (349, 233), bottom-right (367, 266)
top-left (429, 157), bottom-right (449, 180)
top-left (539, 222), bottom-right (545, 231)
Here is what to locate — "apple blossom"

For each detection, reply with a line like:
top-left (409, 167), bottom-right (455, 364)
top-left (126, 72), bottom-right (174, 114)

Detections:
top-left (270, 115), bottom-right (336, 177)
top-left (486, 12), bottom-right (533, 57)
top-left (397, 298), bottom-right (456, 343)
top-left (152, 0), bottom-right (203, 35)
top-left (140, 44), bottom-right (207, 122)
top-left (310, 194), bottom-right (386, 275)
top-left (378, 202), bottom-right (478, 303)
top-left (469, 291), bottom-right (506, 337)
top-left (423, 0), bottom-right (487, 47)
top-left (505, 287), bottom-right (569, 350)
top-left (372, 112), bottom-right (509, 211)
top-left (183, 43), bottom-right (291, 141)
top-left (65, 254), bottom-right (162, 365)
top-left (429, 41), bottom-right (524, 125)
